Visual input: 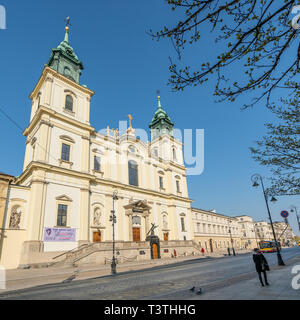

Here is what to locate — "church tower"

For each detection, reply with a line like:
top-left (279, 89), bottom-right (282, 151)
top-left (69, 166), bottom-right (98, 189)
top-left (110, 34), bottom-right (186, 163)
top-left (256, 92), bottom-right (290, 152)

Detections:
top-left (20, 22), bottom-right (95, 255)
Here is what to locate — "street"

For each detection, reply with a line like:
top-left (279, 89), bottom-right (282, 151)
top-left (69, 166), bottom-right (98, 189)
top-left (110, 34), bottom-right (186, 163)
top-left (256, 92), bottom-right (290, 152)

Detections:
top-left (0, 247), bottom-right (299, 300)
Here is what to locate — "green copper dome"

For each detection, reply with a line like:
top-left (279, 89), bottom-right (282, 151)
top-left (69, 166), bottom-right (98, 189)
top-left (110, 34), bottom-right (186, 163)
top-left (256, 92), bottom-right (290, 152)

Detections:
top-left (149, 96), bottom-right (174, 141)
top-left (47, 26), bottom-right (83, 84)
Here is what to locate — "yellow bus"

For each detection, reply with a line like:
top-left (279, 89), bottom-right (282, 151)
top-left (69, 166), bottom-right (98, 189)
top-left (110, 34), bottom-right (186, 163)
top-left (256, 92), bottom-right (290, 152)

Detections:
top-left (259, 240), bottom-right (281, 253)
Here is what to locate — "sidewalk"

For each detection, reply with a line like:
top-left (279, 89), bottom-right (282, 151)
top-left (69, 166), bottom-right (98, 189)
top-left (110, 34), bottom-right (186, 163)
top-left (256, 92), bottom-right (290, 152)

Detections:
top-left (1, 252), bottom-right (227, 293)
top-left (192, 255), bottom-right (300, 300)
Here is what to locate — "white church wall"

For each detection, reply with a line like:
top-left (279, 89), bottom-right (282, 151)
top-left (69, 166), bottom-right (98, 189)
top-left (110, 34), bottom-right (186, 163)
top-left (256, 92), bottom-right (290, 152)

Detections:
top-left (42, 181), bottom-right (81, 252)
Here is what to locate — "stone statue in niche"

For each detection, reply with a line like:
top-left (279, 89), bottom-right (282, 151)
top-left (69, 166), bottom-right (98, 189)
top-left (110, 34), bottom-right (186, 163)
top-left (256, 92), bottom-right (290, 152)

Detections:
top-left (9, 207), bottom-right (21, 229)
top-left (163, 216), bottom-right (168, 230)
top-left (93, 208), bottom-right (101, 226)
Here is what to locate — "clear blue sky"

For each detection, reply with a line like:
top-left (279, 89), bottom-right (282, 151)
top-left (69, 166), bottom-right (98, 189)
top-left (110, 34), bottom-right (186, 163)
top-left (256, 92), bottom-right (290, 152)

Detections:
top-left (0, 0), bottom-right (299, 235)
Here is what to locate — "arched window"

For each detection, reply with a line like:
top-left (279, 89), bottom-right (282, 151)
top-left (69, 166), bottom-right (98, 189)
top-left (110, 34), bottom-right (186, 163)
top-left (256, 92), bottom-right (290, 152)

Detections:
top-left (65, 95), bottom-right (73, 112)
top-left (163, 215), bottom-right (168, 230)
top-left (132, 215), bottom-right (142, 225)
top-left (172, 147), bottom-right (177, 161)
top-left (175, 175), bottom-right (181, 193)
top-left (128, 160), bottom-right (138, 187)
top-left (94, 156), bottom-right (101, 172)
top-left (151, 147), bottom-right (158, 157)
top-left (64, 67), bottom-right (71, 77)
top-left (128, 145), bottom-right (136, 153)
top-left (181, 217), bottom-right (186, 232)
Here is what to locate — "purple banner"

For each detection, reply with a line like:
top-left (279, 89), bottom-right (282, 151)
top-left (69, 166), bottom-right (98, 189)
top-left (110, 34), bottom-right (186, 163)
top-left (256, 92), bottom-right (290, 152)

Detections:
top-left (44, 228), bottom-right (76, 242)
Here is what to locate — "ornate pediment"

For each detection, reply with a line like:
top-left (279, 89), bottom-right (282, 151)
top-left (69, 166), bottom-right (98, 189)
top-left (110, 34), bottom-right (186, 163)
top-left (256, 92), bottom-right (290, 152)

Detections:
top-left (56, 195), bottom-right (73, 202)
top-left (124, 199), bottom-right (152, 214)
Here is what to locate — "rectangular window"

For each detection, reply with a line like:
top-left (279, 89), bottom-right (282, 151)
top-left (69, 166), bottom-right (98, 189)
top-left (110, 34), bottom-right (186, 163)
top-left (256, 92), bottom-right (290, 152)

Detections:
top-left (181, 217), bottom-right (185, 232)
top-left (128, 161), bottom-right (138, 187)
top-left (61, 143), bottom-right (70, 162)
top-left (159, 176), bottom-right (164, 189)
top-left (94, 156), bottom-right (101, 171)
top-left (176, 180), bottom-right (180, 193)
top-left (57, 204), bottom-right (68, 227)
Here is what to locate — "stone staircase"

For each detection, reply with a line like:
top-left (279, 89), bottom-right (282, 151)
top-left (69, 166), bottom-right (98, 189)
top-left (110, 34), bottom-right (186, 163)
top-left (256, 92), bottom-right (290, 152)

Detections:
top-left (50, 243), bottom-right (109, 267)
top-left (50, 241), bottom-right (150, 267)
top-left (37, 240), bottom-right (204, 269)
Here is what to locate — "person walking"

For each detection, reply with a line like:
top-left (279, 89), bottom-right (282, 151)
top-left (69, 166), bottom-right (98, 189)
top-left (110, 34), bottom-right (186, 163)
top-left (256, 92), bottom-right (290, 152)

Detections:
top-left (253, 248), bottom-right (270, 287)
top-left (201, 248), bottom-right (205, 256)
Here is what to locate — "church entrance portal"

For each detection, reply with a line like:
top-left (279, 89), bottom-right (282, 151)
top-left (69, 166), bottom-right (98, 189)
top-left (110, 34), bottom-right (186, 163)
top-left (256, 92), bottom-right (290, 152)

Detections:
top-left (93, 231), bottom-right (102, 243)
top-left (132, 227), bottom-right (141, 242)
top-left (152, 243), bottom-right (158, 259)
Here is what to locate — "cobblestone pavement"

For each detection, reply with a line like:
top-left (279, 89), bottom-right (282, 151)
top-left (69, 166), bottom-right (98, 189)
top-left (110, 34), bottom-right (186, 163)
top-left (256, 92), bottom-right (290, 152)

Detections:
top-left (0, 247), bottom-right (299, 300)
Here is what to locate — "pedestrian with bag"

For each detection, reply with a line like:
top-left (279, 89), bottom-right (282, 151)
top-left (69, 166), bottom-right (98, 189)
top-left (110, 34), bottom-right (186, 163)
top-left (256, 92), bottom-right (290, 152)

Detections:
top-left (253, 248), bottom-right (270, 287)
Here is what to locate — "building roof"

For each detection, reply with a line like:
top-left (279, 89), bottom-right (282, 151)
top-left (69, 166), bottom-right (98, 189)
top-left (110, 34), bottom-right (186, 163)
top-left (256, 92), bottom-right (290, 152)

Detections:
top-left (0, 172), bottom-right (15, 182)
top-left (235, 215), bottom-right (250, 218)
top-left (192, 207), bottom-right (238, 219)
top-left (0, 171), bottom-right (14, 178)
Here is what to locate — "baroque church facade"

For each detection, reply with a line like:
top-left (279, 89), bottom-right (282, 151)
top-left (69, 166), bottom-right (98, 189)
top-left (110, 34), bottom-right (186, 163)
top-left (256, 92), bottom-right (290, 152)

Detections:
top-left (0, 26), bottom-right (195, 269)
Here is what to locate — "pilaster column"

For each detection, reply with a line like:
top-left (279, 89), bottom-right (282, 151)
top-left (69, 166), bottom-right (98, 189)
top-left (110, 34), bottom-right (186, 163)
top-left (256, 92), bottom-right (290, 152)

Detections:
top-left (183, 174), bottom-right (189, 198)
top-left (79, 187), bottom-right (90, 244)
top-left (36, 117), bottom-right (52, 163)
top-left (81, 135), bottom-right (90, 173)
top-left (169, 205), bottom-right (179, 240)
top-left (23, 140), bottom-right (31, 170)
top-left (27, 178), bottom-right (46, 241)
top-left (86, 97), bottom-right (91, 124)
top-left (145, 215), bottom-right (150, 235)
top-left (166, 169), bottom-right (172, 194)
top-left (44, 77), bottom-right (53, 106)
top-left (128, 214), bottom-right (133, 241)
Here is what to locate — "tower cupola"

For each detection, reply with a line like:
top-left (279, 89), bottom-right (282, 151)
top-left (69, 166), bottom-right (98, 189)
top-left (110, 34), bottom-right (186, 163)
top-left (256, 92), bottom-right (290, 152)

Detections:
top-left (149, 95), bottom-right (174, 141)
top-left (47, 19), bottom-right (83, 84)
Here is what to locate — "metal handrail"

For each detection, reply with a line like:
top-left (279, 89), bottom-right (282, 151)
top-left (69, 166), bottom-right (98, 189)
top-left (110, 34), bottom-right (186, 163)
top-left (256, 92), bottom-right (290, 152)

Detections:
top-left (121, 255), bottom-right (138, 261)
top-left (52, 243), bottom-right (90, 260)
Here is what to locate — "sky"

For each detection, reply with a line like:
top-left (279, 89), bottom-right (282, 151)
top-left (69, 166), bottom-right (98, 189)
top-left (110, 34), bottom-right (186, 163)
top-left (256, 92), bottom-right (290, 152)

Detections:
top-left (0, 0), bottom-right (299, 236)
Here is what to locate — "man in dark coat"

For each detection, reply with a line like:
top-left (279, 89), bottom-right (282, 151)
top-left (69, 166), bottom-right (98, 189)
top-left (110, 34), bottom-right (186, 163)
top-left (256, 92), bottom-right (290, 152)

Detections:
top-left (253, 248), bottom-right (270, 287)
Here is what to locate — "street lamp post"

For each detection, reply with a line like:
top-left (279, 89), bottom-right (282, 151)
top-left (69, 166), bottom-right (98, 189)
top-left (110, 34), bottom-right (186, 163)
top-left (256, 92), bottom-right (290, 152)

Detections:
top-left (110, 190), bottom-right (118, 275)
top-left (251, 174), bottom-right (285, 266)
top-left (290, 206), bottom-right (300, 232)
top-left (228, 220), bottom-right (236, 256)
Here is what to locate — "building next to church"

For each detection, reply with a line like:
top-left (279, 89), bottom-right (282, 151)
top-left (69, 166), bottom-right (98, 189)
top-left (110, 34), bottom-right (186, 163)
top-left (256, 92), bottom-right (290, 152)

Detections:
top-left (255, 221), bottom-right (273, 242)
top-left (192, 208), bottom-right (242, 253)
top-left (235, 215), bottom-right (258, 249)
top-left (273, 221), bottom-right (296, 246)
top-left (0, 25), bottom-right (197, 269)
